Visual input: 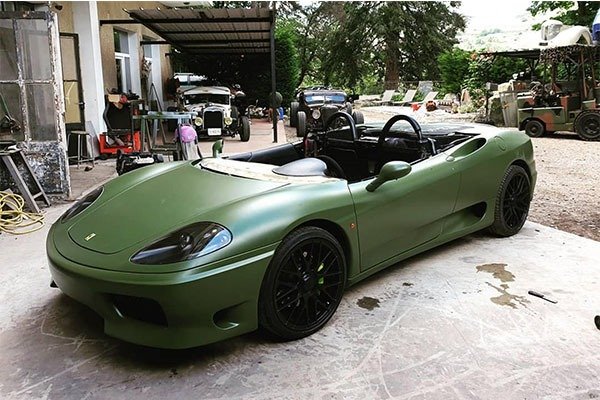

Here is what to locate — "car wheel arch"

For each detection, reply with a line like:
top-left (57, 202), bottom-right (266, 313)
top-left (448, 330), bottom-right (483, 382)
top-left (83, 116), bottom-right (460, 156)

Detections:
top-left (290, 219), bottom-right (353, 280)
top-left (511, 159), bottom-right (532, 182)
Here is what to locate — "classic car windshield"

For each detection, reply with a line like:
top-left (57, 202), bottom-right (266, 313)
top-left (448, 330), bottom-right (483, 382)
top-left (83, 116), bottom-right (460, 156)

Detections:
top-left (184, 94), bottom-right (229, 105)
top-left (305, 94), bottom-right (346, 105)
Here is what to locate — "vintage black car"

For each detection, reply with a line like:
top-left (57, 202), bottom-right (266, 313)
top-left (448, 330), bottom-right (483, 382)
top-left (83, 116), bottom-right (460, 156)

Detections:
top-left (290, 87), bottom-right (362, 137)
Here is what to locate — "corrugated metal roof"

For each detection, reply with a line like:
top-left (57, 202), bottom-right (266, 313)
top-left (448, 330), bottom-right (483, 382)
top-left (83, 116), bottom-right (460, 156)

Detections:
top-left (127, 7), bottom-right (274, 55)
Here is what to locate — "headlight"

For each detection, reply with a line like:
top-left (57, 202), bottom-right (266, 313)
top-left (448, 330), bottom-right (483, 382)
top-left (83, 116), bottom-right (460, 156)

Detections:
top-left (61, 187), bottom-right (103, 223)
top-left (130, 222), bottom-right (232, 265)
top-left (194, 117), bottom-right (203, 127)
top-left (312, 109), bottom-right (321, 119)
top-left (224, 116), bottom-right (233, 126)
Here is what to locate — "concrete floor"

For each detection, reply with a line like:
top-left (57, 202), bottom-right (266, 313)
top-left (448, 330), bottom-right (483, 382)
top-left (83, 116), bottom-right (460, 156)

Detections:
top-left (2, 118), bottom-right (600, 399)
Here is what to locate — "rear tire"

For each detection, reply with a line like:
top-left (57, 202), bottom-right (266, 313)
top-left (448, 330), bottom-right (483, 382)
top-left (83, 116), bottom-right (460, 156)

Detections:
top-left (352, 111), bottom-right (364, 124)
top-left (296, 111), bottom-right (307, 137)
top-left (290, 101), bottom-right (299, 127)
top-left (239, 116), bottom-right (250, 142)
top-left (489, 165), bottom-right (531, 237)
top-left (524, 119), bottom-right (544, 137)
top-left (258, 226), bottom-right (346, 340)
top-left (574, 110), bottom-right (600, 141)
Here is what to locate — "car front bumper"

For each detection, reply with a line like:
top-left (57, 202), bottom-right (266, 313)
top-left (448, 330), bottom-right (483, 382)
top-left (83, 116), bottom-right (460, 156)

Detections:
top-left (194, 126), bottom-right (238, 138)
top-left (47, 234), bottom-right (276, 349)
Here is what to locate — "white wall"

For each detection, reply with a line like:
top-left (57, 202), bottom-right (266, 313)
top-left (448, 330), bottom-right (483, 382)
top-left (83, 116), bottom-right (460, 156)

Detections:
top-left (72, 0), bottom-right (106, 134)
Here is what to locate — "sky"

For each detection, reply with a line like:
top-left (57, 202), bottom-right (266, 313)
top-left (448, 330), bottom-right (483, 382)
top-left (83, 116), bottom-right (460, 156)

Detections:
top-left (459, 0), bottom-right (542, 33)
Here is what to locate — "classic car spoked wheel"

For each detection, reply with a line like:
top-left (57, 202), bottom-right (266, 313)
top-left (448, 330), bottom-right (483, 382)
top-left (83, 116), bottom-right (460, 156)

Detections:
top-left (239, 116), bottom-right (250, 142)
top-left (489, 165), bottom-right (531, 237)
top-left (574, 110), bottom-right (600, 141)
top-left (523, 119), bottom-right (545, 138)
top-left (259, 227), bottom-right (346, 340)
top-left (296, 111), bottom-right (307, 137)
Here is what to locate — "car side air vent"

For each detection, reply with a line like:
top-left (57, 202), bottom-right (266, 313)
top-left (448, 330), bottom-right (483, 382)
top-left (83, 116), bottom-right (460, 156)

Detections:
top-left (449, 137), bottom-right (486, 158)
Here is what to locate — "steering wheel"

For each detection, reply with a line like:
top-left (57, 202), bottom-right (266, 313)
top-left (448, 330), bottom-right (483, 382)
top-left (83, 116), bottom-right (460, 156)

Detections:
top-left (324, 111), bottom-right (358, 141)
top-left (378, 114), bottom-right (424, 146)
top-left (378, 114), bottom-right (436, 157)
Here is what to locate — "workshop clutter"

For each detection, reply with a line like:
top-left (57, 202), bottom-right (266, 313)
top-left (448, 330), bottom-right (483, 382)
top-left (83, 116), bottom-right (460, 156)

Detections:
top-left (0, 190), bottom-right (44, 235)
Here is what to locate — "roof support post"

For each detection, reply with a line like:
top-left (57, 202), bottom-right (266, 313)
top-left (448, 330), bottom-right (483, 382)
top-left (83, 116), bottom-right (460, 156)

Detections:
top-left (270, 7), bottom-right (277, 143)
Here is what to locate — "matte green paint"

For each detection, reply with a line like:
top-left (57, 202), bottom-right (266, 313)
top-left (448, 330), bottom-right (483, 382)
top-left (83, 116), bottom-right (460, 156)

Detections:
top-left (47, 126), bottom-right (536, 349)
top-left (365, 161), bottom-right (412, 192)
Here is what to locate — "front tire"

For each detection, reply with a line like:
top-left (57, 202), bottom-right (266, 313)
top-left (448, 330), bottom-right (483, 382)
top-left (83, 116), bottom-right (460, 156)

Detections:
top-left (352, 111), bottom-right (364, 124)
top-left (258, 227), bottom-right (346, 340)
top-left (524, 119), bottom-right (544, 137)
top-left (296, 111), bottom-right (307, 137)
top-left (239, 116), bottom-right (250, 142)
top-left (290, 101), bottom-right (299, 127)
top-left (489, 165), bottom-right (531, 237)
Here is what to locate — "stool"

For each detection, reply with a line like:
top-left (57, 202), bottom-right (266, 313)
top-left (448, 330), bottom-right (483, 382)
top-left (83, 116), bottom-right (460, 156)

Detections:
top-left (68, 130), bottom-right (95, 168)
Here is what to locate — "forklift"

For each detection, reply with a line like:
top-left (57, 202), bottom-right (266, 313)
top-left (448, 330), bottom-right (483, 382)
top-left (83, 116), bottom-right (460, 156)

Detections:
top-left (517, 44), bottom-right (600, 141)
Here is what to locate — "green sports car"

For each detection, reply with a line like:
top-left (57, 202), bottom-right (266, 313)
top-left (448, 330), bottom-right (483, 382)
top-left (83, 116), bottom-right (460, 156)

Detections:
top-left (47, 113), bottom-right (536, 349)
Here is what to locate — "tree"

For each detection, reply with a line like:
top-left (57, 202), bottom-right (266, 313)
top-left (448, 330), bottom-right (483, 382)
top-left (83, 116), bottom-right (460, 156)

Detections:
top-left (317, 2), bottom-right (466, 90)
top-left (528, 1), bottom-right (600, 28)
top-left (274, 24), bottom-right (300, 106)
top-left (437, 48), bottom-right (471, 96)
top-left (277, 2), bottom-right (345, 86)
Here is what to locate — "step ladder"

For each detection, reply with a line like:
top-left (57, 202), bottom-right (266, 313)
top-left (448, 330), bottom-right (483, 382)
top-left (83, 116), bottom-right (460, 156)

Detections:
top-left (0, 149), bottom-right (50, 213)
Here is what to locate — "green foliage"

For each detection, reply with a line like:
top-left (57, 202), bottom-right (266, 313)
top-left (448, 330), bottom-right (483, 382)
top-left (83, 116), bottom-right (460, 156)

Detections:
top-left (413, 90), bottom-right (425, 102)
top-left (528, 1), bottom-right (600, 28)
top-left (437, 48), bottom-right (471, 96)
top-left (463, 54), bottom-right (528, 107)
top-left (212, 1), bottom-right (254, 9)
top-left (277, 1), bottom-right (465, 93)
top-left (274, 25), bottom-right (300, 106)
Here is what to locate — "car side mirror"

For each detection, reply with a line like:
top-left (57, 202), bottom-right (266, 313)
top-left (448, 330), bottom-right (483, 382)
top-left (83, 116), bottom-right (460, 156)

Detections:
top-left (366, 161), bottom-right (411, 192)
top-left (212, 139), bottom-right (224, 158)
top-left (349, 94), bottom-right (360, 102)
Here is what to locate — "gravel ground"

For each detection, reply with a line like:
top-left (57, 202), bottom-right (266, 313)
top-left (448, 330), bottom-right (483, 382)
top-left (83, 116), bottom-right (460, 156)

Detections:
top-left (284, 105), bottom-right (600, 242)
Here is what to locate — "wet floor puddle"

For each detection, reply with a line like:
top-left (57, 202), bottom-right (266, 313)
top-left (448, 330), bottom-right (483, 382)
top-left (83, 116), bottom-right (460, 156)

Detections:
top-left (357, 296), bottom-right (380, 311)
top-left (476, 263), bottom-right (515, 282)
top-left (476, 263), bottom-right (528, 308)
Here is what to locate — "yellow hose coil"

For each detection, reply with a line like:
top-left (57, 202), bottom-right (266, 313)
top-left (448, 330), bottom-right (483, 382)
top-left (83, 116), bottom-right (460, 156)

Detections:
top-left (0, 191), bottom-right (44, 235)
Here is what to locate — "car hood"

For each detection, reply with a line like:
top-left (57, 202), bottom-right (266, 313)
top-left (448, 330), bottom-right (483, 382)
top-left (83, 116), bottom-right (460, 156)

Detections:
top-left (67, 162), bottom-right (286, 254)
top-left (185, 103), bottom-right (230, 112)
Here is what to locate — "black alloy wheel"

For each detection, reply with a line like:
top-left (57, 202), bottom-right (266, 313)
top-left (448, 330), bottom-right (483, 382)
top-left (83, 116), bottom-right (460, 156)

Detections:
top-left (574, 110), bottom-right (600, 141)
top-left (259, 227), bottom-right (346, 340)
top-left (524, 119), bottom-right (545, 137)
top-left (489, 165), bottom-right (531, 237)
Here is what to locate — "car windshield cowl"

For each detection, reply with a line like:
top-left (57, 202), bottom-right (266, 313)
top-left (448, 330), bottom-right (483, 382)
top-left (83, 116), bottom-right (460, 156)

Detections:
top-left (184, 94), bottom-right (229, 106)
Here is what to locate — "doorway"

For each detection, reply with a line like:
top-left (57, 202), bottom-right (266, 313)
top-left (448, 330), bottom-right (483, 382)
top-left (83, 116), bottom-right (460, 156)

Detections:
top-left (60, 33), bottom-right (85, 131)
